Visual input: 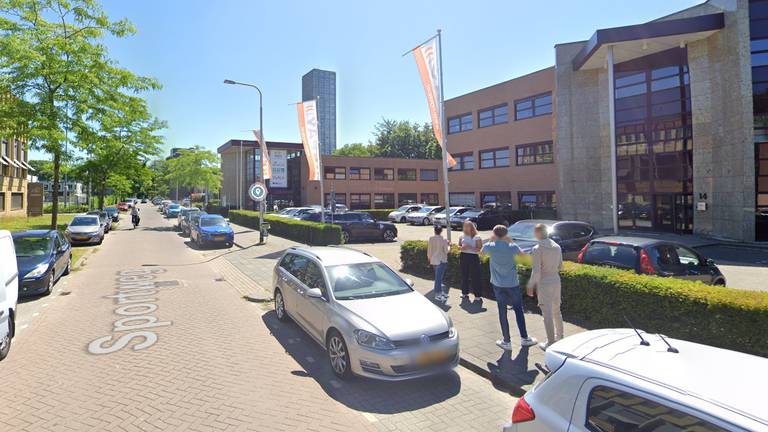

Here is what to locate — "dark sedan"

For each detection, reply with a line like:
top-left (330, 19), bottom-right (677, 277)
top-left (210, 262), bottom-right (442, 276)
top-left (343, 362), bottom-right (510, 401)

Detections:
top-left (577, 236), bottom-right (726, 285)
top-left (507, 220), bottom-right (598, 261)
top-left (303, 211), bottom-right (397, 243)
top-left (12, 230), bottom-right (71, 297)
top-left (449, 208), bottom-right (509, 231)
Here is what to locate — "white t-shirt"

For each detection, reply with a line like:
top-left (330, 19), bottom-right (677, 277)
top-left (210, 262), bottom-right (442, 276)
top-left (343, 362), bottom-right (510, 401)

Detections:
top-left (459, 235), bottom-right (482, 254)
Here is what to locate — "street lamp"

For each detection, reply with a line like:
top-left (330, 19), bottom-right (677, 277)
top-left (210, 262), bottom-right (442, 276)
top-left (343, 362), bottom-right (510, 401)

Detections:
top-left (223, 79), bottom-right (266, 243)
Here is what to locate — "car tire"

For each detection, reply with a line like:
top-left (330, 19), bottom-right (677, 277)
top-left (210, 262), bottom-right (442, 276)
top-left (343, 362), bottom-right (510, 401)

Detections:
top-left (326, 330), bottom-right (352, 380)
top-left (422, 217), bottom-right (430, 226)
top-left (274, 289), bottom-right (288, 322)
top-left (98, 236), bottom-right (103, 245)
top-left (44, 273), bottom-right (54, 296)
top-left (341, 231), bottom-right (350, 244)
top-left (713, 279), bottom-right (726, 286)
top-left (0, 318), bottom-right (12, 361)
top-left (382, 229), bottom-right (396, 242)
top-left (63, 256), bottom-right (71, 276)
top-left (399, 216), bottom-right (406, 223)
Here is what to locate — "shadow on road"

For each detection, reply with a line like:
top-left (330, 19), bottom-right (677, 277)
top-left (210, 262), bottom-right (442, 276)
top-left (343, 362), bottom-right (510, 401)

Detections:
top-left (695, 245), bottom-right (768, 267)
top-left (141, 225), bottom-right (178, 232)
top-left (487, 346), bottom-right (538, 392)
top-left (261, 310), bottom-right (461, 414)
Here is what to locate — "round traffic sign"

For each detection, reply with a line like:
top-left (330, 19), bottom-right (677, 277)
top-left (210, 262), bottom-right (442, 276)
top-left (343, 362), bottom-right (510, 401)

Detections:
top-left (248, 182), bottom-right (267, 202)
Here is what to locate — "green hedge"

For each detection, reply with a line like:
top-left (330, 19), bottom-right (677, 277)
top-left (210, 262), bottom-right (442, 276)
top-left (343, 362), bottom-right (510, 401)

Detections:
top-left (43, 204), bottom-right (89, 214)
top-left (359, 209), bottom-right (395, 221)
top-left (400, 240), bottom-right (768, 357)
top-left (229, 210), bottom-right (342, 246)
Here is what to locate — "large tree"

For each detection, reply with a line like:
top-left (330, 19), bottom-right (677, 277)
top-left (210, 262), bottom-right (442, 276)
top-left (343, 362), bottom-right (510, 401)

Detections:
top-left (332, 142), bottom-right (377, 158)
top-left (371, 119), bottom-right (441, 160)
top-left (0, 0), bottom-right (161, 228)
top-left (165, 146), bottom-right (221, 201)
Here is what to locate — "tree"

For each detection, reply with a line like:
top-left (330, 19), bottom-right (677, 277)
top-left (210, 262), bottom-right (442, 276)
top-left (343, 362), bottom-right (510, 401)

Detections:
top-left (27, 159), bottom-right (54, 181)
top-left (165, 147), bottom-right (221, 201)
top-left (371, 119), bottom-right (441, 160)
top-left (0, 0), bottom-right (162, 228)
top-left (332, 142), bottom-right (376, 157)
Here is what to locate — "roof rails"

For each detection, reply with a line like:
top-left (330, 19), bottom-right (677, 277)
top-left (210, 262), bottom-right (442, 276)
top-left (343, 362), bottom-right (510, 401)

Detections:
top-left (327, 245), bottom-right (373, 257)
top-left (288, 246), bottom-right (323, 261)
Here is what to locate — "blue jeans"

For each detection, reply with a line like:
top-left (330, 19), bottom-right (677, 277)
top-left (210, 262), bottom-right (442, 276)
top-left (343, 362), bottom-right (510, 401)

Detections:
top-left (493, 284), bottom-right (528, 342)
top-left (433, 262), bottom-right (447, 296)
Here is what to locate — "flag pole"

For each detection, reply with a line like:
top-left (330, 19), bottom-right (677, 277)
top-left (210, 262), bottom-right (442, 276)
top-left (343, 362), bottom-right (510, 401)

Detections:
top-left (317, 96), bottom-right (326, 224)
top-left (436, 29), bottom-right (451, 244)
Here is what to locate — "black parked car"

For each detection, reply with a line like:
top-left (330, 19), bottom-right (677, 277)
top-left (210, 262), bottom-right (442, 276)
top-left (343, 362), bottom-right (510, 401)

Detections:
top-left (449, 208), bottom-right (510, 231)
top-left (507, 220), bottom-right (597, 261)
top-left (12, 230), bottom-right (72, 297)
top-left (303, 211), bottom-right (397, 243)
top-left (104, 207), bottom-right (119, 222)
top-left (577, 236), bottom-right (726, 285)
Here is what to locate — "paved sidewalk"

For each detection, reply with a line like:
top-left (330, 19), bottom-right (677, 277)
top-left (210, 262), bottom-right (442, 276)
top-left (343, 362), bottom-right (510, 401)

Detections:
top-left (222, 222), bottom-right (588, 395)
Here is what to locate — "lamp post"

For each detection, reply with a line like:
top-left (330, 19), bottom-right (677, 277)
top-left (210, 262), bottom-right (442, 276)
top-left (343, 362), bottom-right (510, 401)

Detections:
top-left (223, 79), bottom-right (266, 243)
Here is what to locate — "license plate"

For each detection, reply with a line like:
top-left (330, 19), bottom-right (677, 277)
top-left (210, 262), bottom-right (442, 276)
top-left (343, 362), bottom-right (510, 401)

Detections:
top-left (74, 236), bottom-right (88, 241)
top-left (214, 235), bottom-right (226, 241)
top-left (415, 350), bottom-right (451, 366)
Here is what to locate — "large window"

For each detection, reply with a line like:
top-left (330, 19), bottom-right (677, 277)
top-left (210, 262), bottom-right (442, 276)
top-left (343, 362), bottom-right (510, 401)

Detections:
top-left (0, 193), bottom-right (4, 211)
top-left (373, 167), bottom-right (394, 181)
top-left (349, 193), bottom-right (371, 210)
top-left (398, 193), bottom-right (417, 205)
top-left (10, 193), bottom-right (23, 210)
top-left (449, 192), bottom-right (475, 207)
top-left (420, 193), bottom-right (439, 205)
top-left (324, 166), bottom-right (345, 180)
top-left (349, 167), bottom-right (370, 180)
top-left (478, 104), bottom-right (508, 128)
top-left (480, 192), bottom-right (511, 206)
top-left (479, 148), bottom-right (510, 169)
top-left (518, 191), bottom-right (556, 209)
top-left (586, 386), bottom-right (727, 432)
top-left (325, 193), bottom-right (346, 205)
top-left (449, 153), bottom-right (474, 171)
top-left (448, 113), bottom-right (473, 134)
top-left (516, 142), bottom-right (553, 166)
top-left (515, 93), bottom-right (552, 120)
top-left (752, 0), bottom-right (768, 241)
top-left (397, 168), bottom-right (417, 181)
top-left (419, 169), bottom-right (438, 181)
top-left (373, 193), bottom-right (395, 209)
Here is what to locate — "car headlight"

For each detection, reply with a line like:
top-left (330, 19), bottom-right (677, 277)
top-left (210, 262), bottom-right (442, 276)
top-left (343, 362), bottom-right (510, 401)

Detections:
top-left (354, 329), bottom-right (395, 350)
top-left (25, 262), bottom-right (50, 279)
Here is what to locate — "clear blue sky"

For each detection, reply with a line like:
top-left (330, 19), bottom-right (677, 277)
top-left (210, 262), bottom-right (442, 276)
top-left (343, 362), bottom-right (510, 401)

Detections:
top-left (66, 0), bottom-right (701, 158)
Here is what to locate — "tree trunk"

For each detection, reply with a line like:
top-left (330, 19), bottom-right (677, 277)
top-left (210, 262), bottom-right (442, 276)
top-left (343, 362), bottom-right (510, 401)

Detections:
top-left (99, 184), bottom-right (106, 210)
top-left (50, 150), bottom-right (61, 230)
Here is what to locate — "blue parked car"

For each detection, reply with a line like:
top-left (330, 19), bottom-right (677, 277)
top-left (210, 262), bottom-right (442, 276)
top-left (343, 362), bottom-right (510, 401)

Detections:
top-left (12, 230), bottom-right (72, 297)
top-left (190, 214), bottom-right (234, 248)
top-left (166, 204), bottom-right (181, 218)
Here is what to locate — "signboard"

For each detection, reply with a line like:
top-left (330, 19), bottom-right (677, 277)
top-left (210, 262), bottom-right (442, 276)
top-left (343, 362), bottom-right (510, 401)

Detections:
top-left (248, 182), bottom-right (267, 202)
top-left (27, 183), bottom-right (44, 217)
top-left (269, 149), bottom-right (287, 188)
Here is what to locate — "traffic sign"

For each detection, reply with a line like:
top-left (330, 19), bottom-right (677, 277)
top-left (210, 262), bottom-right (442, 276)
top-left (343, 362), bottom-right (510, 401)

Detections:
top-left (248, 182), bottom-right (267, 202)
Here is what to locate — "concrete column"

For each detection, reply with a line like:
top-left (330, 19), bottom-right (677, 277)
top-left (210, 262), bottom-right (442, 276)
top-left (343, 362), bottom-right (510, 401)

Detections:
top-left (607, 45), bottom-right (618, 234)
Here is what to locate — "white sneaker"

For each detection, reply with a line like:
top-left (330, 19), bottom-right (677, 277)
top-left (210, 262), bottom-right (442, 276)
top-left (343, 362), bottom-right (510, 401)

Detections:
top-left (521, 337), bottom-right (538, 347)
top-left (538, 341), bottom-right (549, 351)
top-left (496, 340), bottom-right (512, 351)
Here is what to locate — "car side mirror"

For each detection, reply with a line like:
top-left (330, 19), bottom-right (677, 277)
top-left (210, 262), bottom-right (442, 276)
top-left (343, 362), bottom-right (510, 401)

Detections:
top-left (305, 287), bottom-right (323, 299)
top-left (405, 278), bottom-right (414, 287)
top-left (706, 258), bottom-right (715, 266)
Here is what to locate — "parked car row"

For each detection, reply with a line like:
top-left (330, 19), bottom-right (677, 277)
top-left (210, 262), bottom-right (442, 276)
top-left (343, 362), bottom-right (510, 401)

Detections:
top-left (159, 202), bottom-right (235, 249)
top-left (300, 211), bottom-right (398, 243)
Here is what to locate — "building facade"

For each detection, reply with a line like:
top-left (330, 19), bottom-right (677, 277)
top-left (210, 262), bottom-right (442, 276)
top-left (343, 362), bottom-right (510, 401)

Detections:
top-left (0, 137), bottom-right (31, 217)
top-left (41, 180), bottom-right (87, 205)
top-left (218, 140), bottom-right (442, 210)
top-left (301, 69), bottom-right (337, 155)
top-left (556, 0), bottom-right (764, 242)
top-left (444, 67), bottom-right (557, 210)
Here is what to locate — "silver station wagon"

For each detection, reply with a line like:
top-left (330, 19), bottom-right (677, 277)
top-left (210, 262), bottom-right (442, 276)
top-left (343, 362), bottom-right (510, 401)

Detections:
top-left (272, 246), bottom-right (459, 380)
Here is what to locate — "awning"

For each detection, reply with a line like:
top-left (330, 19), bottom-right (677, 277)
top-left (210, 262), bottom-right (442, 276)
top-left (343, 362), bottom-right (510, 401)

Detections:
top-left (9, 159), bottom-right (21, 168)
top-left (572, 13), bottom-right (725, 71)
top-left (19, 160), bottom-right (33, 170)
top-left (0, 156), bottom-right (8, 166)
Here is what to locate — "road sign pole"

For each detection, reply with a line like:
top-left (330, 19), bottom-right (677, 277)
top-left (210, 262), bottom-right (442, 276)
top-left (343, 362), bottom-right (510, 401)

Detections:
top-left (259, 200), bottom-right (265, 244)
top-left (248, 182), bottom-right (268, 244)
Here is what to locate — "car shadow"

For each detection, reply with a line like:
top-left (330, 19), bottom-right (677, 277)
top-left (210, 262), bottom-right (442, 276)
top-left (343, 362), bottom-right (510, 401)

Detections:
top-left (261, 310), bottom-right (461, 414)
top-left (141, 226), bottom-right (178, 232)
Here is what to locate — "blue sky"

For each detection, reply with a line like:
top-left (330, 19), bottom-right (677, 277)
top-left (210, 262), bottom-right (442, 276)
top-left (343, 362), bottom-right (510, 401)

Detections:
top-left (61, 0), bottom-right (701, 158)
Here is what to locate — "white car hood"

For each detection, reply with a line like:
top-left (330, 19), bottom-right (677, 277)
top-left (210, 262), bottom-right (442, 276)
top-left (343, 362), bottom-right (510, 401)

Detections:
top-left (337, 291), bottom-right (449, 341)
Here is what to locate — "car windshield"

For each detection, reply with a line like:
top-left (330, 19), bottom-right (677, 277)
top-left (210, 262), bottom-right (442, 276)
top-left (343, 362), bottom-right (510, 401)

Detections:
top-left (201, 218), bottom-right (227, 227)
top-left (168, 204), bottom-right (180, 209)
top-left (507, 223), bottom-right (538, 241)
top-left (462, 210), bottom-right (482, 217)
top-left (70, 217), bottom-right (99, 227)
top-left (105, 208), bottom-right (117, 214)
top-left (420, 206), bottom-right (438, 213)
top-left (13, 236), bottom-right (52, 257)
top-left (328, 262), bottom-right (412, 300)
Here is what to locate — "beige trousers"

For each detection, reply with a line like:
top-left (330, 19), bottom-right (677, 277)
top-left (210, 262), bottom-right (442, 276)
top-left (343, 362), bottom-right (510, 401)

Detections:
top-left (539, 300), bottom-right (563, 344)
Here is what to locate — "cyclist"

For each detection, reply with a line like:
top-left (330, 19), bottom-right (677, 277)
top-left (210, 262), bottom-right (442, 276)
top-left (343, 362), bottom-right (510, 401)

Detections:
top-left (131, 206), bottom-right (140, 228)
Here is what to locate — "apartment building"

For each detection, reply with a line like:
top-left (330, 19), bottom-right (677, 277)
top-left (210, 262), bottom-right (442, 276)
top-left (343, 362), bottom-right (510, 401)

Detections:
top-left (0, 137), bottom-right (31, 217)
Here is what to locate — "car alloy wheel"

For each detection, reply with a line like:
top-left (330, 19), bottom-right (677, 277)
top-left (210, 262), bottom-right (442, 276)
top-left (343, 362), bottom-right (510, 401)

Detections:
top-left (63, 257), bottom-right (71, 276)
top-left (274, 290), bottom-right (288, 321)
top-left (0, 327), bottom-right (11, 361)
top-left (341, 231), bottom-right (350, 244)
top-left (327, 331), bottom-right (352, 379)
top-left (383, 229), bottom-right (396, 242)
top-left (422, 217), bottom-right (430, 226)
top-left (45, 273), bottom-right (54, 295)
top-left (399, 216), bottom-right (406, 223)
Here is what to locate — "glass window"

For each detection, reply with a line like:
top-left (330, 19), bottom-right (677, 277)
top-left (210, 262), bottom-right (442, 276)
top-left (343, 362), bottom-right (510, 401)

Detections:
top-left (397, 168), bottom-right (417, 181)
top-left (10, 193), bottom-right (23, 210)
top-left (516, 142), bottom-right (553, 165)
top-left (449, 192), bottom-right (475, 207)
top-left (448, 113), bottom-right (473, 134)
top-left (398, 193), bottom-right (417, 205)
top-left (480, 192), bottom-right (511, 206)
top-left (449, 153), bottom-right (474, 171)
top-left (324, 166), bottom-right (345, 180)
top-left (586, 385), bottom-right (727, 432)
top-left (420, 169), bottom-right (438, 181)
top-left (373, 193), bottom-right (395, 208)
top-left (325, 193), bottom-right (346, 205)
top-left (421, 193), bottom-right (439, 205)
top-left (373, 167), bottom-right (394, 180)
top-left (518, 191), bottom-right (556, 208)
top-left (301, 261), bottom-right (326, 292)
top-left (479, 148), bottom-right (510, 169)
top-left (515, 93), bottom-right (552, 120)
top-left (349, 167), bottom-right (370, 180)
top-left (327, 262), bottom-right (412, 300)
top-left (349, 193), bottom-right (371, 210)
top-left (478, 104), bottom-right (508, 128)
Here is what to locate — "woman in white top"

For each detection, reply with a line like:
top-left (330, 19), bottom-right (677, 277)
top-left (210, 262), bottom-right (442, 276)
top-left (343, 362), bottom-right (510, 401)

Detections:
top-left (426, 225), bottom-right (450, 302)
top-left (458, 220), bottom-right (483, 301)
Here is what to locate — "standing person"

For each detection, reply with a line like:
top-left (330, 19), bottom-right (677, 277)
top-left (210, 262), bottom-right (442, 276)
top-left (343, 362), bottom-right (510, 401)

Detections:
top-left (458, 220), bottom-right (483, 302)
top-left (526, 223), bottom-right (564, 350)
top-left (481, 224), bottom-right (536, 350)
top-left (427, 225), bottom-right (450, 302)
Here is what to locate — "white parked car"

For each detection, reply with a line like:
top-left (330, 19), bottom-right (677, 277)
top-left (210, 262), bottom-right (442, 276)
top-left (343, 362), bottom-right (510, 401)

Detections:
top-left (0, 230), bottom-right (19, 361)
top-left (406, 206), bottom-right (445, 225)
top-left (503, 328), bottom-right (767, 431)
top-left (387, 205), bottom-right (423, 223)
top-left (433, 207), bottom-right (471, 226)
top-left (272, 247), bottom-right (459, 380)
top-left (274, 207), bottom-right (311, 218)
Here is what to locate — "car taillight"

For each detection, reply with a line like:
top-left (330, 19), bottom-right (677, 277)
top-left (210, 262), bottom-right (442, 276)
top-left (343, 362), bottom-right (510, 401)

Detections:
top-left (639, 248), bottom-right (656, 274)
top-left (576, 243), bottom-right (589, 263)
top-left (511, 396), bottom-right (535, 424)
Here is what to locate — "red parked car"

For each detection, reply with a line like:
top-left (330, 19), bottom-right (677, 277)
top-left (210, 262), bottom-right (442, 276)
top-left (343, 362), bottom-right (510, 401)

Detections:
top-left (117, 202), bottom-right (129, 212)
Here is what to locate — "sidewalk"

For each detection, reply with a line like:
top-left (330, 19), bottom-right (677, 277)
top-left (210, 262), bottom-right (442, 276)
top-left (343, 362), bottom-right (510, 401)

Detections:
top-left (221, 222), bottom-right (588, 395)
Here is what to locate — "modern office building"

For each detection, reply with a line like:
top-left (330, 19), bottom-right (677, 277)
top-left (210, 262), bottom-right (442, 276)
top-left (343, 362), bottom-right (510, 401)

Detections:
top-left (556, 0), bottom-right (765, 242)
top-left (217, 140), bottom-right (442, 210)
top-left (444, 67), bottom-right (557, 210)
top-left (41, 180), bottom-right (87, 205)
top-left (0, 137), bottom-right (31, 217)
top-left (302, 69), bottom-right (337, 155)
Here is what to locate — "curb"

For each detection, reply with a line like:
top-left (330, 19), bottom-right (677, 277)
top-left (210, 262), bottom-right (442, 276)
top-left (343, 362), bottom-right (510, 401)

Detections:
top-left (72, 247), bottom-right (97, 270)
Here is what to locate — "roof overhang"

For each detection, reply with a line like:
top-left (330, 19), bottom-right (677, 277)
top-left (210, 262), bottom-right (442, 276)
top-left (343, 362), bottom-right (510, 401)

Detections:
top-left (572, 13), bottom-right (725, 71)
top-left (217, 139), bottom-right (303, 154)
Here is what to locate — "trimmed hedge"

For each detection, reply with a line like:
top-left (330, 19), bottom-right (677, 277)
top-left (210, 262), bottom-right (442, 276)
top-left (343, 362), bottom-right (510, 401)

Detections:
top-left (401, 240), bottom-right (768, 357)
top-left (360, 209), bottom-right (395, 221)
top-left (205, 204), bottom-right (229, 216)
top-left (229, 210), bottom-right (342, 246)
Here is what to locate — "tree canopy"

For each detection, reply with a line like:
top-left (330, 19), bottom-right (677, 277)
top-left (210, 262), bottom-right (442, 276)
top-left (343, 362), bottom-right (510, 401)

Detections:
top-left (336, 119), bottom-right (442, 160)
top-left (332, 142), bottom-right (377, 157)
top-left (164, 146), bottom-right (221, 200)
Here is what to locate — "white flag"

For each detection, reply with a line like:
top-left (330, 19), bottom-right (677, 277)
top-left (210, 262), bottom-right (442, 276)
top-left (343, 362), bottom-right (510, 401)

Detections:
top-left (297, 100), bottom-right (321, 181)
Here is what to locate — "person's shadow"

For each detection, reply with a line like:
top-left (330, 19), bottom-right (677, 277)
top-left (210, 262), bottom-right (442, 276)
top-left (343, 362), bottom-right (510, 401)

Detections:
top-left (487, 346), bottom-right (539, 392)
top-left (459, 296), bottom-right (487, 314)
